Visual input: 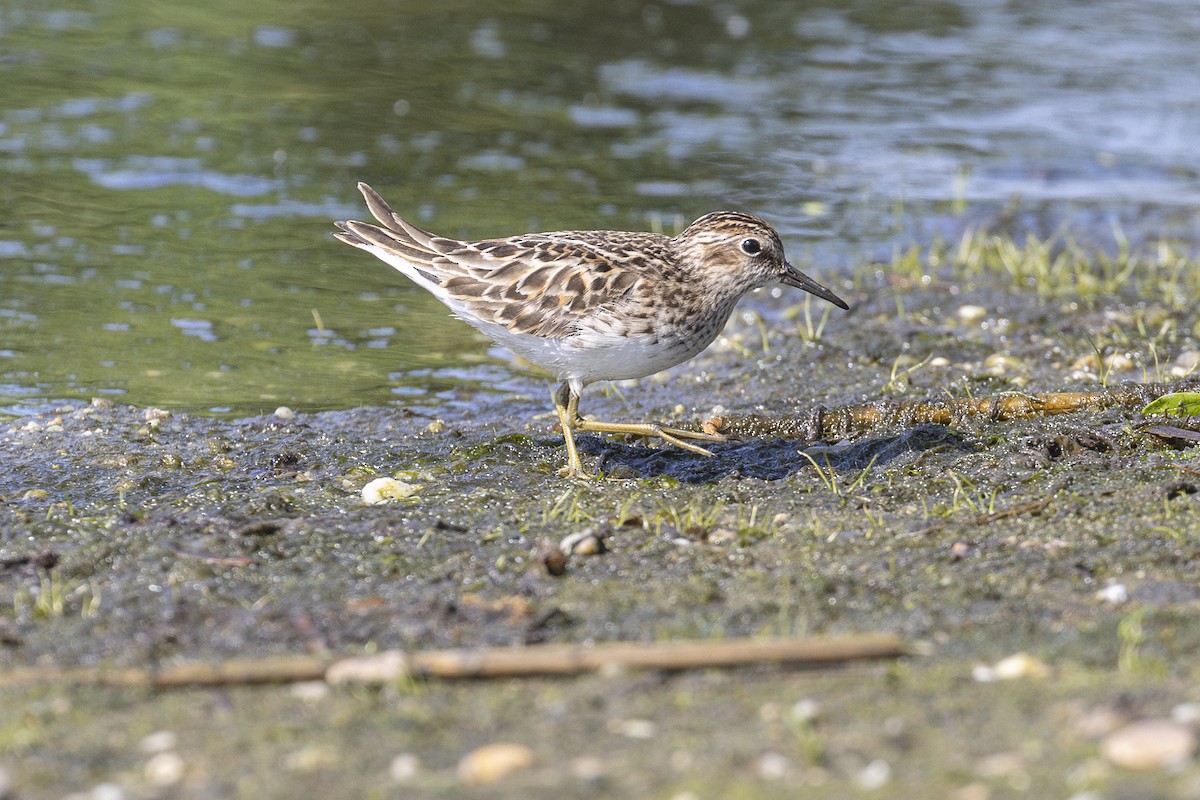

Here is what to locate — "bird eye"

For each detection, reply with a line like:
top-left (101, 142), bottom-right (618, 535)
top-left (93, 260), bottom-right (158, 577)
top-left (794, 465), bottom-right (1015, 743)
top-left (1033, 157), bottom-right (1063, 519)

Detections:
top-left (740, 238), bottom-right (762, 256)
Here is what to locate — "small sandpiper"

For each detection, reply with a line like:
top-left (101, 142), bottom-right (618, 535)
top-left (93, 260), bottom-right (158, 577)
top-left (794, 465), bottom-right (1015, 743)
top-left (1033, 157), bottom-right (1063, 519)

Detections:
top-left (334, 183), bottom-right (848, 477)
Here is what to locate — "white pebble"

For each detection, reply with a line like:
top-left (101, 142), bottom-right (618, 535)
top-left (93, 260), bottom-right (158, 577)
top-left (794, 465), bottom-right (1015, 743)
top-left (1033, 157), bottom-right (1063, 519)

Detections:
top-left (973, 652), bottom-right (1050, 682)
top-left (611, 718), bottom-right (657, 739)
top-left (389, 752), bottom-right (420, 783)
top-left (1095, 583), bottom-right (1129, 604)
top-left (1169, 350), bottom-right (1200, 377)
top-left (1100, 719), bottom-right (1196, 769)
top-left (790, 698), bottom-right (822, 723)
top-left (1173, 702), bottom-right (1200, 725)
top-left (144, 752), bottom-right (185, 787)
top-left (456, 742), bottom-right (534, 785)
top-left (957, 305), bottom-right (988, 324)
top-left (856, 759), bottom-right (892, 790)
top-left (361, 477), bottom-right (420, 504)
top-left (756, 751), bottom-right (790, 780)
top-left (138, 730), bottom-right (177, 754)
top-left (289, 681), bottom-right (330, 703)
top-left (993, 652), bottom-right (1050, 680)
top-left (274, 406), bottom-right (295, 420)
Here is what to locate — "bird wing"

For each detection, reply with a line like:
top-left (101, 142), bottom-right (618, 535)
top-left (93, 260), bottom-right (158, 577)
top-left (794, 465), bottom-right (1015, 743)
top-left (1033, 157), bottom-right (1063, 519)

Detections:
top-left (334, 184), bottom-right (667, 339)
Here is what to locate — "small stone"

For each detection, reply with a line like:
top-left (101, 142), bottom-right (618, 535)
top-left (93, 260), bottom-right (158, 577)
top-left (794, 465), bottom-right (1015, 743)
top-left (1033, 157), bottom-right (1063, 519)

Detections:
top-left (138, 731), bottom-right (177, 754)
top-left (957, 305), bottom-right (987, 324)
top-left (611, 718), bottom-right (657, 739)
top-left (855, 759), bottom-right (892, 790)
top-left (424, 419), bottom-right (446, 434)
top-left (456, 742), bottom-right (534, 785)
top-left (756, 751), bottom-right (790, 779)
top-left (948, 783), bottom-right (991, 800)
top-left (1172, 702), bottom-right (1200, 726)
top-left (974, 751), bottom-right (1026, 778)
top-left (1095, 583), bottom-right (1129, 604)
top-left (1100, 719), bottom-right (1196, 770)
top-left (790, 698), bottom-right (822, 723)
top-left (1104, 353), bottom-right (1135, 373)
top-left (144, 752), bottom-right (185, 787)
top-left (389, 752), bottom-right (420, 783)
top-left (1169, 350), bottom-right (1200, 378)
top-left (289, 681), bottom-right (330, 703)
top-left (284, 745), bottom-right (337, 773)
top-left (983, 353), bottom-right (1023, 376)
top-left (273, 406), bottom-right (295, 420)
top-left (91, 784), bottom-right (125, 800)
top-left (361, 477), bottom-right (420, 504)
top-left (568, 755), bottom-right (604, 782)
top-left (974, 652), bottom-right (1051, 682)
top-left (560, 529), bottom-right (605, 556)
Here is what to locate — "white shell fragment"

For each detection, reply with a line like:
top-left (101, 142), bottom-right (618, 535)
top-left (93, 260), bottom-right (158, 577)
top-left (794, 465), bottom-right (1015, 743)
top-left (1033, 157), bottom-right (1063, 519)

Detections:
top-left (361, 477), bottom-right (421, 504)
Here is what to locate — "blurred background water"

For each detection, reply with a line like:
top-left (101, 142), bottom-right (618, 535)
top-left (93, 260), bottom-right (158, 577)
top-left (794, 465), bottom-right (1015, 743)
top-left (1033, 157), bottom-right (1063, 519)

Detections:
top-left (2, 0), bottom-right (1198, 416)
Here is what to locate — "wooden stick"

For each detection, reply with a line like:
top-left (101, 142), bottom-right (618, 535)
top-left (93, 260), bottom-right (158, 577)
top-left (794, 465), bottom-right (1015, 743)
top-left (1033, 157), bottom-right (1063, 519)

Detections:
top-left (711, 381), bottom-right (1199, 441)
top-left (400, 634), bottom-right (903, 679)
top-left (0, 634), bottom-right (904, 689)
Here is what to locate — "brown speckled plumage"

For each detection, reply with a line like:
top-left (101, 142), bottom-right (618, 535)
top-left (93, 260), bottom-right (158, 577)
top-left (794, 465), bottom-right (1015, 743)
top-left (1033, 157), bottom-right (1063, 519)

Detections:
top-left (333, 182), bottom-right (848, 477)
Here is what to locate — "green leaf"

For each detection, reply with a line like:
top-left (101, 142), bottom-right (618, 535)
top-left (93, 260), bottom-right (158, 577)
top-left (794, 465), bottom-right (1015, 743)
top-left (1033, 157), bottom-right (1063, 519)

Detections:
top-left (1142, 392), bottom-right (1200, 417)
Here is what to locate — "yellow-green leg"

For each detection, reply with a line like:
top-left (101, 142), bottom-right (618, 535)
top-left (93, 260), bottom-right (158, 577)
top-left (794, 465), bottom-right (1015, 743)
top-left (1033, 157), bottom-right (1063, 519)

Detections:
top-left (552, 381), bottom-right (728, 478)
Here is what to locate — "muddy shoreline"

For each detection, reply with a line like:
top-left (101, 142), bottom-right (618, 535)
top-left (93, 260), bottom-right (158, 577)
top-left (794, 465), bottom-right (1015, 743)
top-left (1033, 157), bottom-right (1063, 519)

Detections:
top-left (3, 271), bottom-right (1199, 797)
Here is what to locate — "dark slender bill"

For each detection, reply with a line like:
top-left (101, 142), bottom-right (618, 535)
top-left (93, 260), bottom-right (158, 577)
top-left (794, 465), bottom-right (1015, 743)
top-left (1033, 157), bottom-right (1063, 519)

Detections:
top-left (781, 262), bottom-right (849, 309)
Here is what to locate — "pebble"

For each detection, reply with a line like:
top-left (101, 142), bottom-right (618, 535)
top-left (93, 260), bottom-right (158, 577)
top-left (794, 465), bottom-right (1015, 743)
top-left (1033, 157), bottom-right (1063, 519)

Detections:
top-left (361, 477), bottom-right (420, 504)
top-left (1100, 718), bottom-right (1196, 770)
top-left (1095, 583), bottom-right (1129, 604)
top-left (1169, 350), bottom-right (1200, 377)
top-left (755, 751), bottom-right (790, 780)
top-left (143, 752), bottom-right (185, 787)
top-left (289, 681), bottom-right (330, 703)
top-left (389, 752), bottom-right (420, 783)
top-left (283, 745), bottom-right (337, 773)
top-left (983, 353), bottom-right (1023, 377)
top-left (957, 304), bottom-right (988, 324)
top-left (855, 758), bottom-right (892, 790)
top-left (138, 731), bottom-right (177, 754)
top-left (559, 529), bottom-right (605, 556)
top-left (456, 742), bottom-right (534, 785)
top-left (611, 718), bottom-right (657, 739)
top-left (1104, 353), bottom-right (1135, 373)
top-left (972, 652), bottom-right (1050, 682)
top-left (91, 785), bottom-right (125, 800)
top-left (790, 698), bottom-right (822, 724)
top-left (273, 406), bottom-right (295, 420)
top-left (1172, 702), bottom-right (1200, 726)
top-left (568, 755), bottom-right (604, 782)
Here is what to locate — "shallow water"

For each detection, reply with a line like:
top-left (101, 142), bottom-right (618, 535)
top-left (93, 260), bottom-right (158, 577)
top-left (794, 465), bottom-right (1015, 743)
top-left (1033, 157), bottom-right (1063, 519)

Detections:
top-left (2, 0), bottom-right (1199, 415)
